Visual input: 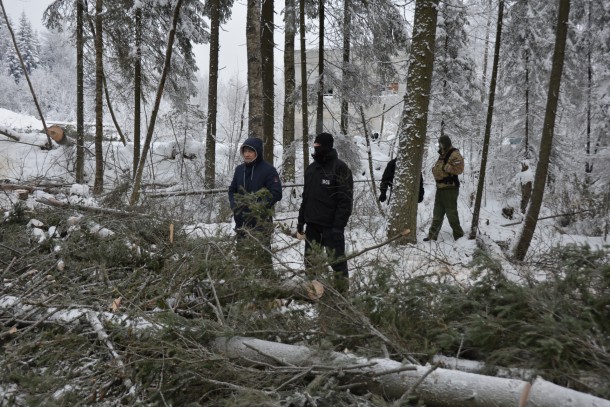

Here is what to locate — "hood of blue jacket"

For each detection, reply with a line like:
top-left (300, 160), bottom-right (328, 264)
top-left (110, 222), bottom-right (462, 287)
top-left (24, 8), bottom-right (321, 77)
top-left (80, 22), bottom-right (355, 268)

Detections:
top-left (241, 137), bottom-right (264, 164)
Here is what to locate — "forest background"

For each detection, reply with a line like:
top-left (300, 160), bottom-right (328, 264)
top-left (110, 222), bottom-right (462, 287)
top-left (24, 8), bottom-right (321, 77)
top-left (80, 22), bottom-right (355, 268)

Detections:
top-left (0, 0), bottom-right (609, 405)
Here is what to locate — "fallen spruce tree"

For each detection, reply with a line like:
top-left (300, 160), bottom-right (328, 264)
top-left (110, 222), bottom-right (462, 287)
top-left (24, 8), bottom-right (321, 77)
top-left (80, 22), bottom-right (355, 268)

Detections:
top-left (1, 203), bottom-right (609, 405)
top-left (0, 294), bottom-right (608, 407)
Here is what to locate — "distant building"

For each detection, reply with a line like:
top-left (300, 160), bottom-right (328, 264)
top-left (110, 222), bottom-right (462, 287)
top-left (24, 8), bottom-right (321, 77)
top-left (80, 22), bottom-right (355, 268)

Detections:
top-left (293, 48), bottom-right (407, 100)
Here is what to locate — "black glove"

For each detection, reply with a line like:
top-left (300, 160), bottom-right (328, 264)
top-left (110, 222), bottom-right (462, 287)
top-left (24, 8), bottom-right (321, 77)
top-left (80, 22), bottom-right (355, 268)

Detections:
top-left (379, 191), bottom-right (387, 202)
top-left (297, 223), bottom-right (304, 234)
top-left (331, 227), bottom-right (344, 241)
top-left (234, 227), bottom-right (246, 239)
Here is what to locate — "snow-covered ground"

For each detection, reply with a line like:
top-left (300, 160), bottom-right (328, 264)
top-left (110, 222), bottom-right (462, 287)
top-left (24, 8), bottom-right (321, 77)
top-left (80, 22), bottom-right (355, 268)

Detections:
top-left (1, 108), bottom-right (607, 284)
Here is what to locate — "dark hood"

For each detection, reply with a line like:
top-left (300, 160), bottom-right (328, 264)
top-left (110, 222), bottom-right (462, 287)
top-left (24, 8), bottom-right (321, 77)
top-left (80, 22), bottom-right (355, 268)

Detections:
top-left (241, 137), bottom-right (264, 165)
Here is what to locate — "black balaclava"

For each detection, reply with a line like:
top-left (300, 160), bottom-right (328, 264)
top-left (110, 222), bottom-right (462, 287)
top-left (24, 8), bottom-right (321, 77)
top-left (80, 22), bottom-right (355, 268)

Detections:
top-left (313, 132), bottom-right (334, 162)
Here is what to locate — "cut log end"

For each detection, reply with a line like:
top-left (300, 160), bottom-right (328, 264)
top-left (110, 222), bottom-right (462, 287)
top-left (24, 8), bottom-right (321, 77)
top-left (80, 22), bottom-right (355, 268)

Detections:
top-left (15, 189), bottom-right (29, 200)
top-left (47, 125), bottom-right (75, 146)
top-left (47, 125), bottom-right (65, 143)
top-left (305, 280), bottom-right (324, 301)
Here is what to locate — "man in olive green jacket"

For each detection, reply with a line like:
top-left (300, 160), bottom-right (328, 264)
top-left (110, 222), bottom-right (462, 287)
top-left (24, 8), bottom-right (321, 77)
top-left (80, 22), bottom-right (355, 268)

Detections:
top-left (424, 135), bottom-right (465, 241)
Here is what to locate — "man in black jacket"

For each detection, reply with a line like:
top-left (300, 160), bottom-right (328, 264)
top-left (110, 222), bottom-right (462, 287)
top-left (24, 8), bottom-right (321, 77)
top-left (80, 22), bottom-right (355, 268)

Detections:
top-left (297, 133), bottom-right (353, 293)
top-left (378, 158), bottom-right (424, 204)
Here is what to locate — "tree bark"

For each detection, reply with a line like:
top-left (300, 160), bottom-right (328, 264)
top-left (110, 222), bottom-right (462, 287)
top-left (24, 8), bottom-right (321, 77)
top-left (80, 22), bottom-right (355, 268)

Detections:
top-left (282, 0), bottom-right (296, 182)
top-left (246, 0), bottom-right (264, 140)
top-left (513, 0), bottom-right (571, 261)
top-left (299, 0), bottom-right (309, 172)
top-left (469, 0), bottom-right (504, 240)
top-left (133, 5), bottom-right (142, 179)
top-left (76, 0), bottom-right (85, 183)
top-left (315, 0), bottom-right (324, 135)
top-left (387, 0), bottom-right (438, 244)
top-left (480, 0), bottom-right (492, 104)
top-left (93, 0), bottom-right (104, 194)
top-left (205, 0), bottom-right (220, 188)
top-left (261, 0), bottom-right (274, 164)
top-left (340, 0), bottom-right (351, 135)
top-left (129, 0), bottom-right (184, 206)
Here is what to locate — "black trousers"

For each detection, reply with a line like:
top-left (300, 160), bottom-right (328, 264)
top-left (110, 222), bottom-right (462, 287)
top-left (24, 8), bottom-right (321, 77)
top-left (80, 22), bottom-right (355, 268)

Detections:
top-left (304, 223), bottom-right (349, 292)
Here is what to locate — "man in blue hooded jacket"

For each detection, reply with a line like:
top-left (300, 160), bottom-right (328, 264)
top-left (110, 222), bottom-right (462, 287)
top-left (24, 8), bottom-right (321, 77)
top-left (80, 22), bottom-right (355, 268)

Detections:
top-left (228, 137), bottom-right (282, 270)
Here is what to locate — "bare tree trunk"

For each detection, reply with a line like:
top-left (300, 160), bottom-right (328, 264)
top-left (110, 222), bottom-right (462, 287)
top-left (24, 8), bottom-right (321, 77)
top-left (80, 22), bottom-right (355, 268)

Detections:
top-left (359, 107), bottom-right (382, 213)
top-left (205, 0), bottom-right (220, 188)
top-left (469, 0), bottom-right (504, 240)
top-left (480, 0), bottom-right (492, 104)
top-left (84, 11), bottom-right (127, 149)
top-left (315, 0), bottom-right (324, 135)
top-left (282, 0), bottom-right (296, 182)
top-left (93, 0), bottom-right (104, 194)
top-left (102, 74), bottom-right (127, 146)
top-left (76, 0), bottom-right (85, 183)
top-left (340, 0), bottom-right (351, 135)
top-left (584, 0), bottom-right (593, 178)
top-left (299, 0), bottom-right (309, 172)
top-left (261, 0), bottom-right (274, 163)
top-left (513, 0), bottom-right (571, 261)
top-left (129, 0), bottom-right (184, 206)
top-left (246, 0), bottom-right (264, 139)
top-left (133, 5), bottom-right (142, 179)
top-left (387, 0), bottom-right (439, 244)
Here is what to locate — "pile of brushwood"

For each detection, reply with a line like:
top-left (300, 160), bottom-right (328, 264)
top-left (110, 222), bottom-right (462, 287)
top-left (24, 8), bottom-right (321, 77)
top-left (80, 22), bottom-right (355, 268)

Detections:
top-left (0, 200), bottom-right (608, 406)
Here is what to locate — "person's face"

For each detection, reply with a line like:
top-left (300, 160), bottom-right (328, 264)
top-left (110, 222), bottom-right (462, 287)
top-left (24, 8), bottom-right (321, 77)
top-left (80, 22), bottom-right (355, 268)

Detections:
top-left (242, 147), bottom-right (256, 162)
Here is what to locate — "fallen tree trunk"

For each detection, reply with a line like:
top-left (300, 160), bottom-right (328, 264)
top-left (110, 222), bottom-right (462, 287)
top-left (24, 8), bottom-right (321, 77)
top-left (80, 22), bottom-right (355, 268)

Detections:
top-left (36, 196), bottom-right (148, 218)
top-left (212, 336), bottom-right (610, 407)
top-left (0, 126), bottom-right (21, 141)
top-left (1, 295), bottom-right (608, 407)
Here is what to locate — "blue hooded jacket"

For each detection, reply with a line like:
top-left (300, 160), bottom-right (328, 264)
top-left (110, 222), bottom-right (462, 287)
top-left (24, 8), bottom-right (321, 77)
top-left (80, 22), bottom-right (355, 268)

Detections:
top-left (228, 137), bottom-right (282, 229)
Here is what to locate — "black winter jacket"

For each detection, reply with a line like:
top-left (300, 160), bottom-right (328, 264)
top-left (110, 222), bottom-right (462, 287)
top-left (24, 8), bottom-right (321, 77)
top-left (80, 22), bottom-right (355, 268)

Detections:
top-left (380, 158), bottom-right (424, 203)
top-left (298, 149), bottom-right (353, 229)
